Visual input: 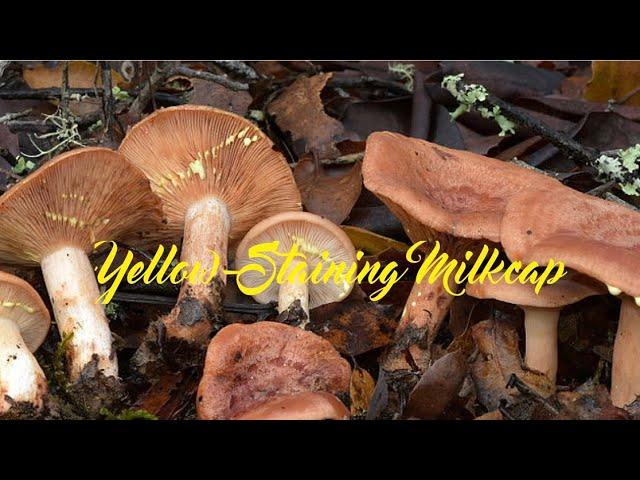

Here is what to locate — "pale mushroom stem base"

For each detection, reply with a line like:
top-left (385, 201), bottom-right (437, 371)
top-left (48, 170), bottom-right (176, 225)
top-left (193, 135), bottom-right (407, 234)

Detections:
top-left (611, 298), bottom-right (640, 408)
top-left (161, 197), bottom-right (230, 348)
top-left (523, 307), bottom-right (559, 384)
top-left (0, 317), bottom-right (48, 415)
top-left (277, 261), bottom-right (309, 327)
top-left (384, 277), bottom-right (456, 373)
top-left (41, 245), bottom-right (118, 381)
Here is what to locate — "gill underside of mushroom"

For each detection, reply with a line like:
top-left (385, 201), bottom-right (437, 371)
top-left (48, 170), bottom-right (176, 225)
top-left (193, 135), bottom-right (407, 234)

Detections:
top-left (161, 197), bottom-right (230, 346)
top-left (0, 316), bottom-right (48, 416)
top-left (611, 297), bottom-right (640, 408)
top-left (383, 276), bottom-right (456, 373)
top-left (40, 245), bottom-right (119, 382)
top-left (522, 307), bottom-right (559, 385)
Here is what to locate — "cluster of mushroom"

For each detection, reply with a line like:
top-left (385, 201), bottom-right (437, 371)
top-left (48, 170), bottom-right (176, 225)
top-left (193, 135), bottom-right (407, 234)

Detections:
top-left (363, 132), bottom-right (640, 409)
top-left (0, 105), bottom-right (357, 419)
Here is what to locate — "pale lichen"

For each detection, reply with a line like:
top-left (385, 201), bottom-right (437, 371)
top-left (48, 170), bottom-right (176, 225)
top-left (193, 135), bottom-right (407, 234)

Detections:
top-left (595, 144), bottom-right (640, 196)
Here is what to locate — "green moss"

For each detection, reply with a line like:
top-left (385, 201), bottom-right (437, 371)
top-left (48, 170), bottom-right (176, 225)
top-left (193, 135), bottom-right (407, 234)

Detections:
top-left (99, 408), bottom-right (158, 420)
top-left (53, 331), bottom-right (74, 391)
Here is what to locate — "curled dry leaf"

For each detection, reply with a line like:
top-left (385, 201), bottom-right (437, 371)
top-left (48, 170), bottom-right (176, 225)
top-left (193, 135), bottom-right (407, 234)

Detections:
top-left (308, 295), bottom-right (400, 356)
top-left (350, 366), bottom-right (376, 417)
top-left (268, 72), bottom-right (345, 159)
top-left (585, 61), bottom-right (640, 106)
top-left (293, 155), bottom-right (362, 224)
top-left (403, 350), bottom-right (468, 419)
top-left (470, 317), bottom-right (554, 411)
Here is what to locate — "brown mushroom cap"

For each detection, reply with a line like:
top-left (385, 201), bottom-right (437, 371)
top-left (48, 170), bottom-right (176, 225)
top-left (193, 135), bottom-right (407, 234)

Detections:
top-left (362, 132), bottom-right (559, 248)
top-left (118, 105), bottom-right (302, 243)
top-left (233, 391), bottom-right (350, 420)
top-left (197, 321), bottom-right (351, 420)
top-left (0, 147), bottom-right (163, 266)
top-left (466, 270), bottom-right (606, 308)
top-left (500, 187), bottom-right (640, 297)
top-left (234, 211), bottom-right (357, 308)
top-left (0, 271), bottom-right (50, 352)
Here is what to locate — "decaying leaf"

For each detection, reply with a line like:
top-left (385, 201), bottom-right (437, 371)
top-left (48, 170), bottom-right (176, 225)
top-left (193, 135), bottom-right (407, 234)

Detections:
top-left (585, 61), bottom-right (640, 106)
top-left (293, 155), bottom-right (362, 224)
top-left (403, 350), bottom-right (467, 419)
top-left (268, 72), bottom-right (346, 159)
top-left (350, 366), bottom-right (376, 417)
top-left (342, 225), bottom-right (409, 255)
top-left (188, 78), bottom-right (252, 116)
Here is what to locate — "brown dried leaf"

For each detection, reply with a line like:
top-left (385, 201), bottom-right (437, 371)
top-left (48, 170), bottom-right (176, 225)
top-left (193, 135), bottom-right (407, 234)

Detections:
top-left (293, 155), bottom-right (362, 224)
top-left (585, 61), bottom-right (640, 106)
top-left (188, 78), bottom-right (252, 116)
top-left (350, 366), bottom-right (376, 417)
top-left (268, 72), bottom-right (345, 159)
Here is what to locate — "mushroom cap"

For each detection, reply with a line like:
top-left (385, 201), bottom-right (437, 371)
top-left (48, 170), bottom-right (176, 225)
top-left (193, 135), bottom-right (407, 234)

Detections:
top-left (500, 187), bottom-right (640, 297)
top-left (118, 105), bottom-right (302, 243)
top-left (0, 271), bottom-right (50, 352)
top-left (0, 147), bottom-right (163, 266)
top-left (233, 391), bottom-right (350, 420)
top-left (197, 321), bottom-right (351, 420)
top-left (466, 270), bottom-right (605, 308)
top-left (234, 211), bottom-right (357, 308)
top-left (362, 132), bottom-right (559, 246)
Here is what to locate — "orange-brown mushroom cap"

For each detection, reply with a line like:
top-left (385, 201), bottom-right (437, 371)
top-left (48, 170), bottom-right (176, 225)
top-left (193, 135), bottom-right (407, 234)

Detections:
top-left (118, 105), bottom-right (302, 243)
top-left (0, 147), bottom-right (164, 266)
top-left (500, 187), bottom-right (640, 297)
top-left (362, 132), bottom-right (559, 247)
top-left (233, 391), bottom-right (350, 420)
top-left (197, 321), bottom-right (351, 420)
top-left (0, 271), bottom-right (50, 352)
top-left (234, 211), bottom-right (357, 308)
top-left (466, 271), bottom-right (606, 308)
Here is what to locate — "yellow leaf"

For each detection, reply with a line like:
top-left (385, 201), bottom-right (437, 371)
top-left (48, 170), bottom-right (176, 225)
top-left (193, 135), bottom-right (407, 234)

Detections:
top-left (342, 225), bottom-right (409, 255)
top-left (23, 61), bottom-right (125, 89)
top-left (350, 366), bottom-right (375, 416)
top-left (585, 61), bottom-right (640, 106)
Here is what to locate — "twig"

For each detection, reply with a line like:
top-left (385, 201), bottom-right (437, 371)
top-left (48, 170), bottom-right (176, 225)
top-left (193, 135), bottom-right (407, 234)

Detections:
top-left (174, 65), bottom-right (249, 91)
top-left (127, 61), bottom-right (176, 122)
top-left (506, 373), bottom-right (560, 416)
top-left (100, 61), bottom-right (116, 138)
top-left (0, 109), bottom-right (31, 124)
top-left (0, 88), bottom-right (100, 100)
top-left (60, 62), bottom-right (70, 114)
top-left (329, 75), bottom-right (411, 96)
top-left (410, 69), bottom-right (432, 139)
top-left (211, 61), bottom-right (260, 81)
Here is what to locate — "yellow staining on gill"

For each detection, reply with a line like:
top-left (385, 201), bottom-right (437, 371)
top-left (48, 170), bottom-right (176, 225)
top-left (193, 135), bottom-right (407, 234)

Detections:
top-left (1, 301), bottom-right (35, 314)
top-left (61, 193), bottom-right (86, 202)
top-left (44, 211), bottom-right (110, 230)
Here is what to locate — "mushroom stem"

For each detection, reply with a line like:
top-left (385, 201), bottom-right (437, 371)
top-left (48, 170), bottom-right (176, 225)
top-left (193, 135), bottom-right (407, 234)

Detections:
top-left (278, 260), bottom-right (309, 323)
top-left (522, 307), bottom-right (560, 383)
top-left (164, 196), bottom-right (231, 344)
top-left (41, 245), bottom-right (118, 381)
top-left (0, 316), bottom-right (48, 414)
top-left (611, 297), bottom-right (640, 408)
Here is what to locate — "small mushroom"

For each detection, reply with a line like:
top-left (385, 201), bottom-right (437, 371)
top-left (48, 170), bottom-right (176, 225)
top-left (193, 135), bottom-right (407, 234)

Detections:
top-left (0, 271), bottom-right (50, 416)
top-left (234, 392), bottom-right (349, 420)
top-left (234, 211), bottom-right (356, 327)
top-left (500, 187), bottom-right (640, 407)
top-left (0, 147), bottom-right (162, 404)
top-left (197, 321), bottom-right (351, 420)
top-left (362, 132), bottom-right (558, 371)
top-left (119, 106), bottom-right (301, 367)
top-left (466, 271), bottom-right (605, 385)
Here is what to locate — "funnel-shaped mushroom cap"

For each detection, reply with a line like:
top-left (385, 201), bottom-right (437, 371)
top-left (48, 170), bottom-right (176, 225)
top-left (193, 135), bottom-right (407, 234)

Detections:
top-left (235, 211), bottom-right (357, 308)
top-left (119, 105), bottom-right (302, 242)
top-left (362, 132), bottom-right (559, 245)
top-left (0, 147), bottom-right (163, 266)
top-left (0, 271), bottom-right (50, 352)
top-left (501, 188), bottom-right (640, 297)
top-left (466, 271), bottom-right (605, 308)
top-left (234, 391), bottom-right (350, 420)
top-left (197, 321), bottom-right (351, 420)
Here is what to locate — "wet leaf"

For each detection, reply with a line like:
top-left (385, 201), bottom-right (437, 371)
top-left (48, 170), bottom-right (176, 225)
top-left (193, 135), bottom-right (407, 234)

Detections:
top-left (293, 155), bottom-right (362, 224)
top-left (188, 78), bottom-right (252, 116)
top-left (342, 225), bottom-right (408, 255)
top-left (350, 366), bottom-right (376, 416)
top-left (22, 61), bottom-right (125, 89)
top-left (585, 61), bottom-right (640, 106)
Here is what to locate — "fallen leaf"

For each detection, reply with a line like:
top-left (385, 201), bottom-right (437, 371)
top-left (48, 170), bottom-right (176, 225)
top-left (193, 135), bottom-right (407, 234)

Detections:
top-left (403, 350), bottom-right (467, 419)
top-left (293, 155), bottom-right (362, 224)
top-left (585, 61), bottom-right (640, 106)
top-left (342, 225), bottom-right (408, 255)
top-left (268, 72), bottom-right (346, 159)
top-left (342, 97), bottom-right (412, 140)
top-left (188, 78), bottom-right (252, 116)
top-left (350, 366), bottom-right (376, 417)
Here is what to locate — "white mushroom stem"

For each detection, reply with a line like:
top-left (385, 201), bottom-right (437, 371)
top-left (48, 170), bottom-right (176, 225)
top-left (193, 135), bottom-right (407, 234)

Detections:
top-left (278, 260), bottom-right (309, 321)
top-left (0, 317), bottom-right (48, 414)
top-left (41, 245), bottom-right (118, 381)
top-left (611, 297), bottom-right (640, 408)
top-left (522, 307), bottom-right (560, 383)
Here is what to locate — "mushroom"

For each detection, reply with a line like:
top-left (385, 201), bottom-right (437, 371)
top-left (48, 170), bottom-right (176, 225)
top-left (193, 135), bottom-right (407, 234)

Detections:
top-left (197, 321), bottom-right (351, 420)
top-left (466, 271), bottom-right (605, 384)
top-left (0, 271), bottom-right (50, 417)
top-left (500, 187), bottom-right (640, 407)
top-left (234, 211), bottom-right (357, 327)
top-left (119, 106), bottom-right (301, 368)
top-left (233, 392), bottom-right (350, 420)
top-left (0, 147), bottom-right (162, 404)
top-left (362, 132), bottom-right (558, 371)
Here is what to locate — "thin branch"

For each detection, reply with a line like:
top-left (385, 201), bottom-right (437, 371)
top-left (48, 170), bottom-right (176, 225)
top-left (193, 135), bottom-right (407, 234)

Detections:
top-left (174, 65), bottom-right (249, 91)
top-left (211, 61), bottom-right (260, 81)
